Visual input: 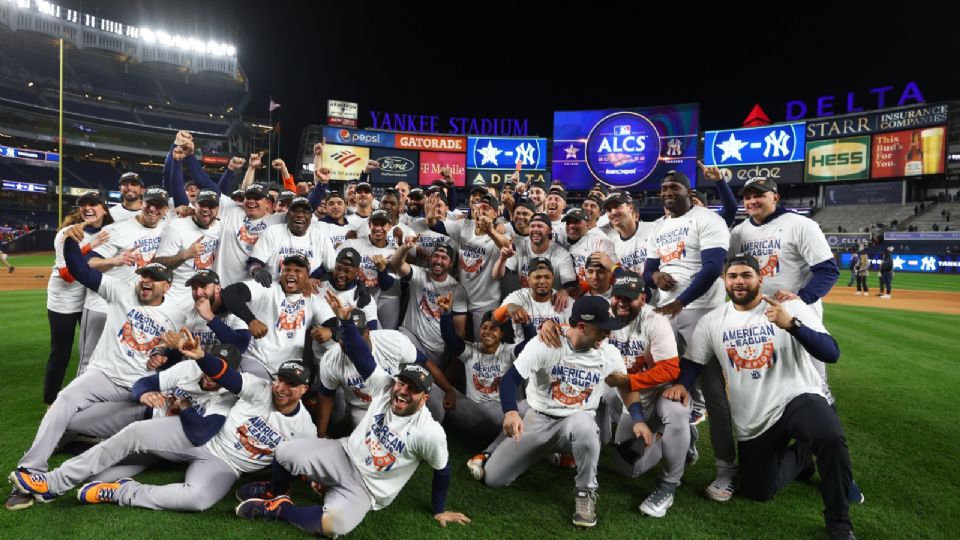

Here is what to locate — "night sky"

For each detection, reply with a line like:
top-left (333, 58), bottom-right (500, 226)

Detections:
top-left (60, 1), bottom-right (960, 159)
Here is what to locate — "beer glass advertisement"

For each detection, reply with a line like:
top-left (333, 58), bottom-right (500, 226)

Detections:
top-left (871, 127), bottom-right (945, 178)
top-left (552, 104), bottom-right (699, 190)
top-left (804, 137), bottom-right (871, 182)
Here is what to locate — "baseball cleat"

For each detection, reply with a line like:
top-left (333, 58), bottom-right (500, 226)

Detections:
top-left (235, 495), bottom-right (292, 520)
top-left (549, 452), bottom-right (576, 469)
top-left (705, 476), bottom-right (736, 502)
top-left (572, 488), bottom-right (598, 527)
top-left (235, 480), bottom-right (279, 502)
top-left (466, 452), bottom-right (489, 481)
top-left (77, 478), bottom-right (132, 504)
top-left (848, 480), bottom-right (865, 505)
top-left (639, 483), bottom-right (675, 518)
top-left (4, 487), bottom-right (34, 511)
top-left (9, 470), bottom-right (51, 498)
top-left (689, 408), bottom-right (707, 425)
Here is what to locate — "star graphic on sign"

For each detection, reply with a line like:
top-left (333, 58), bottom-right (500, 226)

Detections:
top-left (564, 144), bottom-right (579, 159)
top-left (477, 141), bottom-right (503, 166)
top-left (893, 256), bottom-right (905, 270)
top-left (716, 133), bottom-right (748, 162)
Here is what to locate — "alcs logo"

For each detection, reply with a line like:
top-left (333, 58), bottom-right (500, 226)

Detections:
top-left (585, 112), bottom-right (661, 188)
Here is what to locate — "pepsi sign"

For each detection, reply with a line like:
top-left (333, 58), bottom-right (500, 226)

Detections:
top-left (467, 137), bottom-right (547, 170)
top-left (322, 127), bottom-right (395, 148)
top-left (703, 123), bottom-right (806, 167)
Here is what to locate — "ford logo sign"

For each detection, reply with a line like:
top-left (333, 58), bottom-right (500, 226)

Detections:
top-left (377, 156), bottom-right (415, 174)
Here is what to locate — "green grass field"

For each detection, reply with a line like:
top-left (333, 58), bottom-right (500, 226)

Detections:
top-left (0, 276), bottom-right (958, 539)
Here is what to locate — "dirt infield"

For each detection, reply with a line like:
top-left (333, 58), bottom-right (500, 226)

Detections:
top-left (3, 268), bottom-right (959, 314)
top-left (0, 267), bottom-right (50, 291)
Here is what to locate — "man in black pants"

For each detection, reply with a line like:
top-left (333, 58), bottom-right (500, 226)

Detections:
top-left (664, 254), bottom-right (861, 539)
top-left (878, 247), bottom-right (894, 299)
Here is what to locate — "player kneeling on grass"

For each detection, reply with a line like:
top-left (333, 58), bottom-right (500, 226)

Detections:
top-left (664, 254), bottom-right (860, 540)
top-left (27, 330), bottom-right (312, 511)
top-left (234, 291), bottom-right (469, 536)
top-left (9, 345), bottom-right (240, 501)
top-left (473, 296), bottom-right (641, 529)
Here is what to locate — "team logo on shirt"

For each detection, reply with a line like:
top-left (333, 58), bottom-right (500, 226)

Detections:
top-left (235, 417), bottom-right (283, 459)
top-left (359, 257), bottom-right (380, 288)
top-left (347, 375), bottom-right (372, 403)
top-left (237, 219), bottom-right (269, 251)
top-left (276, 298), bottom-right (306, 337)
top-left (459, 244), bottom-right (486, 275)
top-left (655, 227), bottom-right (689, 264)
top-left (165, 387), bottom-right (205, 416)
top-left (117, 310), bottom-right (164, 353)
top-left (740, 238), bottom-right (781, 277)
top-left (471, 362), bottom-right (504, 395)
top-left (548, 364), bottom-right (601, 406)
top-left (363, 413), bottom-right (407, 472)
top-left (193, 241), bottom-right (218, 270)
top-left (618, 249), bottom-right (647, 273)
top-left (723, 323), bottom-right (778, 372)
top-left (610, 337), bottom-right (654, 374)
top-left (416, 235), bottom-right (447, 262)
top-left (132, 236), bottom-right (162, 269)
top-left (418, 294), bottom-right (442, 319)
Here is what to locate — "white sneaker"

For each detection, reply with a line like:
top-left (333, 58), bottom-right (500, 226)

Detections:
top-left (466, 452), bottom-right (489, 481)
top-left (854, 292), bottom-right (861, 296)
top-left (639, 483), bottom-right (675, 517)
top-left (705, 476), bottom-right (736, 502)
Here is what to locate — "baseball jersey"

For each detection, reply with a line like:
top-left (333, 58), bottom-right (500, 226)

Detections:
top-left (311, 220), bottom-right (351, 251)
top-left (342, 366), bottom-right (448, 510)
top-left (153, 361), bottom-right (237, 419)
top-left (613, 221), bottom-right (654, 275)
top-left (459, 342), bottom-right (517, 403)
top-left (565, 228), bottom-right (618, 285)
top-left (505, 238), bottom-right (577, 288)
top-left (500, 288), bottom-right (572, 341)
top-left (685, 299), bottom-right (828, 440)
top-left (206, 373), bottom-right (315, 474)
top-left (154, 216), bottom-right (222, 293)
top-left (84, 216), bottom-right (168, 313)
top-left (407, 218), bottom-right (457, 267)
top-left (445, 219), bottom-right (502, 309)
top-left (250, 223), bottom-right (337, 280)
top-left (729, 212), bottom-right (834, 298)
top-left (354, 221), bottom-right (416, 249)
top-left (318, 330), bottom-right (415, 409)
top-left (340, 236), bottom-right (397, 295)
top-left (401, 266), bottom-right (468, 354)
top-left (345, 213), bottom-right (370, 229)
top-left (47, 227), bottom-right (96, 313)
top-left (109, 203), bottom-right (140, 222)
top-left (647, 206), bottom-right (729, 310)
top-left (241, 282), bottom-right (336, 376)
top-left (87, 275), bottom-right (187, 388)
top-left (215, 197), bottom-right (286, 286)
top-left (608, 304), bottom-right (678, 376)
top-left (513, 338), bottom-right (626, 418)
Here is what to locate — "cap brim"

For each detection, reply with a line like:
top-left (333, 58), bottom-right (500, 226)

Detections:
top-left (143, 197), bottom-right (169, 206)
top-left (136, 268), bottom-right (170, 282)
top-left (611, 288), bottom-right (640, 300)
top-left (397, 373), bottom-right (429, 394)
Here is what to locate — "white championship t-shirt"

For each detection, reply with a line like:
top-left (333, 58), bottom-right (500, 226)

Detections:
top-left (500, 288), bottom-right (572, 341)
top-left (565, 228), bottom-right (618, 286)
top-left (401, 266), bottom-right (468, 354)
top-left (154, 216), bottom-right (222, 296)
top-left (250, 223), bottom-right (337, 280)
top-left (153, 361), bottom-right (237, 419)
top-left (47, 227), bottom-right (96, 313)
top-left (85, 217), bottom-right (168, 313)
top-left (445, 219), bottom-right (503, 310)
top-left (215, 197), bottom-right (286, 286)
top-left (318, 330), bottom-right (416, 409)
top-left (613, 221), bottom-right (654, 276)
top-left (460, 342), bottom-right (518, 403)
top-left (505, 239), bottom-right (577, 289)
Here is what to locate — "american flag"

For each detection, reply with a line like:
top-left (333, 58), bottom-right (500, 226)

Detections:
top-left (331, 150), bottom-right (362, 167)
top-left (268, 99), bottom-right (281, 112)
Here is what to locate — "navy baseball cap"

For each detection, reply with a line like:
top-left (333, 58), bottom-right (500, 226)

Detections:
top-left (570, 296), bottom-right (626, 331)
top-left (355, 182), bottom-right (373, 193)
top-left (513, 198), bottom-right (536, 213)
top-left (76, 191), bottom-right (105, 207)
top-left (725, 253), bottom-right (761, 273)
top-left (662, 170), bottom-right (691, 189)
top-left (196, 190), bottom-right (219, 206)
top-left (369, 210), bottom-right (391, 224)
top-left (282, 253), bottom-right (310, 268)
top-left (142, 187), bottom-right (169, 206)
top-left (470, 184), bottom-right (488, 195)
top-left (397, 363), bottom-right (433, 394)
top-left (288, 197), bottom-right (312, 212)
top-left (325, 190), bottom-right (345, 203)
top-left (277, 361), bottom-right (311, 386)
top-left (477, 193), bottom-right (500, 211)
top-left (561, 208), bottom-right (588, 223)
top-left (244, 183), bottom-right (268, 199)
top-left (528, 256), bottom-right (554, 274)
top-left (136, 262), bottom-right (173, 283)
top-left (119, 172), bottom-right (142, 185)
top-left (336, 247), bottom-right (362, 268)
top-left (434, 244), bottom-right (456, 259)
top-left (739, 176), bottom-right (778, 196)
top-left (185, 269), bottom-right (220, 287)
top-left (611, 271), bottom-right (643, 300)
top-left (529, 212), bottom-right (552, 227)
top-left (334, 308), bottom-right (368, 341)
top-left (408, 188), bottom-right (425, 199)
top-left (212, 343), bottom-right (242, 370)
top-left (603, 192), bottom-right (631, 210)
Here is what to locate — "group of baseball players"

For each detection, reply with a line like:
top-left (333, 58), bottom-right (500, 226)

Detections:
top-left (5, 130), bottom-right (861, 539)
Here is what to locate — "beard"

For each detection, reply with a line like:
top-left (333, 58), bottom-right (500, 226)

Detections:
top-left (728, 286), bottom-right (760, 306)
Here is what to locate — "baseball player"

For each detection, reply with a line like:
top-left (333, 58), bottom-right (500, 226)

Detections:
top-left (392, 234), bottom-right (468, 363)
top-left (64, 334), bottom-right (314, 512)
top-left (108, 172), bottom-right (145, 222)
top-left (315, 308), bottom-right (419, 436)
top-left (602, 271), bottom-right (690, 517)
top-left (496, 212), bottom-right (577, 297)
top-left (247, 197), bottom-right (337, 284)
top-left (10, 345), bottom-right (240, 500)
top-left (665, 254), bottom-right (858, 539)
top-left (475, 296), bottom-right (638, 528)
top-left (43, 193), bottom-right (112, 405)
top-left (233, 294), bottom-right (470, 537)
top-left (728, 175), bottom-right (840, 398)
top-left (152, 189), bottom-right (222, 308)
top-left (5, 235), bottom-right (185, 511)
top-left (214, 181), bottom-right (286, 287)
top-left (310, 190), bottom-right (351, 250)
top-left (494, 257), bottom-right (572, 341)
top-left (560, 208), bottom-right (618, 291)
top-left (340, 210), bottom-right (401, 329)
top-left (604, 191), bottom-right (653, 276)
top-left (583, 256), bottom-right (614, 298)
top-left (79, 186), bottom-right (170, 373)
top-left (426, 192), bottom-right (512, 340)
top-left (406, 188), bottom-right (459, 267)
top-left (220, 254), bottom-right (336, 379)
top-left (643, 170), bottom-right (735, 502)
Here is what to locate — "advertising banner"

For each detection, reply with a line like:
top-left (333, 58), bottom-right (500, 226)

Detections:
top-left (839, 252), bottom-right (960, 273)
top-left (466, 169), bottom-right (551, 188)
top-left (322, 144), bottom-right (370, 182)
top-left (419, 151), bottom-right (466, 187)
top-left (712, 161), bottom-right (805, 186)
top-left (467, 137), bottom-right (547, 170)
top-left (327, 100), bottom-right (358, 128)
top-left (824, 181), bottom-right (902, 205)
top-left (369, 148), bottom-right (419, 185)
top-left (871, 127), bottom-right (945, 177)
top-left (552, 104), bottom-right (699, 190)
top-left (824, 233), bottom-right (872, 248)
top-left (804, 136), bottom-right (871, 182)
top-left (805, 102), bottom-right (949, 141)
top-left (396, 134), bottom-right (467, 152)
top-left (322, 127), bottom-right (395, 148)
top-left (1, 180), bottom-right (46, 193)
top-left (702, 123), bottom-right (805, 167)
top-left (884, 231), bottom-right (960, 241)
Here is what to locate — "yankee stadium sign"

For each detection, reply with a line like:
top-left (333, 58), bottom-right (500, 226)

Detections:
top-left (585, 112), bottom-right (661, 188)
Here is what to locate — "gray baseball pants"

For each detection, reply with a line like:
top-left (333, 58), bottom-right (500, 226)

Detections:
top-left (611, 389), bottom-right (691, 485)
top-left (115, 446), bottom-right (238, 511)
top-left (77, 308), bottom-right (107, 375)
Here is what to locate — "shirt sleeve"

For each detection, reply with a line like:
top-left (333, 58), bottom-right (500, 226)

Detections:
top-left (451, 284), bottom-right (468, 313)
top-left (784, 299), bottom-right (829, 333)
top-left (154, 222), bottom-right (183, 258)
top-left (158, 361), bottom-right (203, 392)
top-left (798, 217), bottom-right (835, 266)
top-left (237, 372), bottom-right (272, 403)
top-left (417, 423), bottom-right (450, 471)
top-left (698, 210), bottom-right (731, 251)
top-left (318, 348), bottom-right (343, 390)
top-left (95, 274), bottom-right (127, 303)
top-left (647, 312), bottom-right (680, 362)
top-left (249, 226), bottom-right (276, 267)
top-left (553, 246), bottom-right (577, 285)
top-left (511, 339), bottom-right (549, 379)
top-left (94, 226), bottom-right (121, 259)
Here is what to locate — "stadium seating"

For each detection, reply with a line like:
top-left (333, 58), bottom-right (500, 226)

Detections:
top-left (905, 202), bottom-right (960, 231)
top-left (0, 84), bottom-right (46, 107)
top-left (62, 100), bottom-right (140, 124)
top-left (136, 112), bottom-right (230, 135)
top-left (811, 204), bottom-right (916, 233)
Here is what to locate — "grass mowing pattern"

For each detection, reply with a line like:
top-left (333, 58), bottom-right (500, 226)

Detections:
top-left (0, 292), bottom-right (958, 538)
